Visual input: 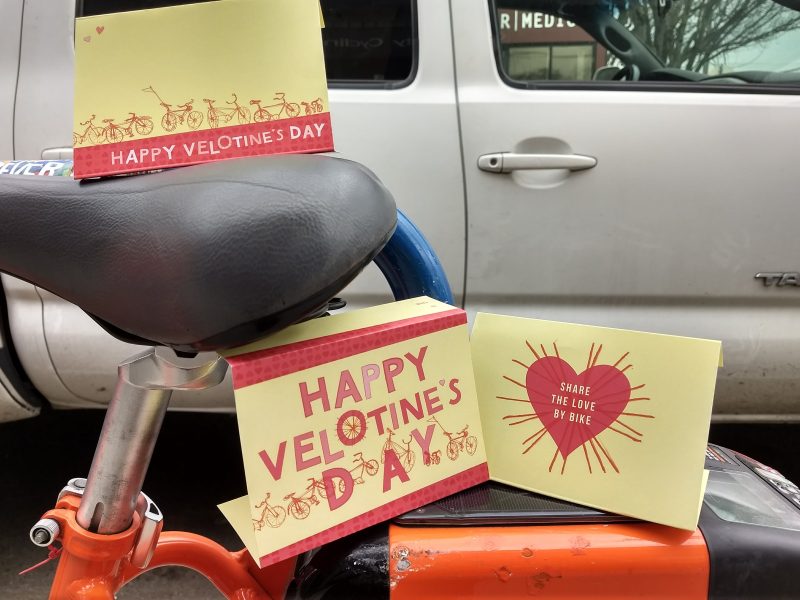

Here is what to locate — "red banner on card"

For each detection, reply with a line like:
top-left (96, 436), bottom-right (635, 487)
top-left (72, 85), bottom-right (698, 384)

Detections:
top-left (73, 113), bottom-right (333, 179)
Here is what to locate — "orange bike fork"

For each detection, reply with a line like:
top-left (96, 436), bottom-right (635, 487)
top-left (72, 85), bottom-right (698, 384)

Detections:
top-left (34, 487), bottom-right (295, 599)
top-left (27, 347), bottom-right (295, 599)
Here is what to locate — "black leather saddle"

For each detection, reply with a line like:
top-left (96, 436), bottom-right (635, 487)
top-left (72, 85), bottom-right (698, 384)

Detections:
top-left (0, 155), bottom-right (397, 352)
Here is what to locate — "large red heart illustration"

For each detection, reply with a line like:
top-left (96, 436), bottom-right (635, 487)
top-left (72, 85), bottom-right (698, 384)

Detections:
top-left (526, 356), bottom-right (631, 459)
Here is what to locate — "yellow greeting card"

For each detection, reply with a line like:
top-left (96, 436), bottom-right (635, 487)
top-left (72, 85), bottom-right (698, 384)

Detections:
top-left (73, 0), bottom-right (331, 179)
top-left (471, 313), bottom-right (721, 531)
top-left (221, 298), bottom-right (488, 567)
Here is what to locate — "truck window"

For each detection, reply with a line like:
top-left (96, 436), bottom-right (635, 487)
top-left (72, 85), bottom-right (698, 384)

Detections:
top-left (491, 0), bottom-right (800, 92)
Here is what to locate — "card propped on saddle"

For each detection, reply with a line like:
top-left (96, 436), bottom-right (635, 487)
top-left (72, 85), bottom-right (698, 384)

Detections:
top-left (220, 298), bottom-right (488, 567)
top-left (73, 0), bottom-right (331, 179)
top-left (471, 313), bottom-right (722, 531)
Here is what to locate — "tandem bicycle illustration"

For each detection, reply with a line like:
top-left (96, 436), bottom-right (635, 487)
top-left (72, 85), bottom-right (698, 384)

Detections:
top-left (204, 93), bottom-right (251, 128)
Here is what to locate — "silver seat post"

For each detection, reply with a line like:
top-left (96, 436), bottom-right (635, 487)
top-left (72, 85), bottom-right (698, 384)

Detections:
top-left (76, 347), bottom-right (228, 534)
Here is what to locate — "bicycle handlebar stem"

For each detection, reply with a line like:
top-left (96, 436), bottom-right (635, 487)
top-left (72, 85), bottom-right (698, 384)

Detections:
top-left (76, 347), bottom-right (227, 535)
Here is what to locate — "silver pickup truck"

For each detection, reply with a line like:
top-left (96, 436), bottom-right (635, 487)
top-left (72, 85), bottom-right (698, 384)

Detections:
top-left (1, 0), bottom-right (799, 423)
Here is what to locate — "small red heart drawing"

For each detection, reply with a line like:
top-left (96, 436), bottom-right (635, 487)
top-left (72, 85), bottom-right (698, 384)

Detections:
top-left (96, 26), bottom-right (105, 34)
top-left (526, 356), bottom-right (631, 459)
top-left (83, 36), bottom-right (91, 43)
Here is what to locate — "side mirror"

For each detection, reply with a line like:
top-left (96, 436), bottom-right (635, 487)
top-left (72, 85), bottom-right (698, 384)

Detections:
top-left (593, 66), bottom-right (621, 81)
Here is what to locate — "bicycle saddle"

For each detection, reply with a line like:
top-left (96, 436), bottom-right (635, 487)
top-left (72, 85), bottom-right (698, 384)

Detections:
top-left (0, 155), bottom-right (396, 352)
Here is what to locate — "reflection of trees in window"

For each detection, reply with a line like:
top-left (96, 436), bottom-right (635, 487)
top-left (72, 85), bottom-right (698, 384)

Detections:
top-left (619, 0), bottom-right (800, 73)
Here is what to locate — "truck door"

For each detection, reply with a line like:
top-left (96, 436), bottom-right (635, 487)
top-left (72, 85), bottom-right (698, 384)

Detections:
top-left (454, 0), bottom-right (800, 417)
top-left (1, 0), bottom-right (23, 158)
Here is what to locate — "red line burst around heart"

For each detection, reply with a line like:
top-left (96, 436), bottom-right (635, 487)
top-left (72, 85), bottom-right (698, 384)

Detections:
top-left (498, 341), bottom-right (654, 475)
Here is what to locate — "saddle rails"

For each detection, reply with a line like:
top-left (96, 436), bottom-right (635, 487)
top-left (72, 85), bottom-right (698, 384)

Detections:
top-left (1, 157), bottom-right (799, 599)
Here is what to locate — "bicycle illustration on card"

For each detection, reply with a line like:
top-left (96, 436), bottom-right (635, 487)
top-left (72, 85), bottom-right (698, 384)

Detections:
top-left (301, 97), bottom-right (324, 115)
top-left (428, 415), bottom-right (478, 461)
top-left (349, 451), bottom-right (380, 485)
top-left (204, 93), bottom-right (251, 128)
top-left (331, 452), bottom-right (380, 493)
top-left (252, 492), bottom-right (287, 531)
top-left (283, 491), bottom-right (312, 521)
top-left (423, 448), bottom-right (442, 466)
top-left (73, 114), bottom-right (105, 147)
top-left (252, 486), bottom-right (316, 530)
top-left (304, 476), bottom-right (330, 503)
top-left (100, 112), bottom-right (154, 144)
top-left (381, 428), bottom-right (416, 473)
top-left (77, 88), bottom-right (323, 149)
top-left (143, 86), bottom-right (204, 132)
top-left (251, 92), bottom-right (301, 122)
top-left (252, 448), bottom-right (381, 531)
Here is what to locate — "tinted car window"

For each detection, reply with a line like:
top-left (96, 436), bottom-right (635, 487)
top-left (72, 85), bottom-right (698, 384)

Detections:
top-left (78, 0), bottom-right (416, 86)
top-left (77, 0), bottom-right (213, 13)
top-left (321, 0), bottom-right (415, 85)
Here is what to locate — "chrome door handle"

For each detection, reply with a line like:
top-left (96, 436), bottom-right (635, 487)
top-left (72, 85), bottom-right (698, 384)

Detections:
top-left (478, 152), bottom-right (597, 173)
